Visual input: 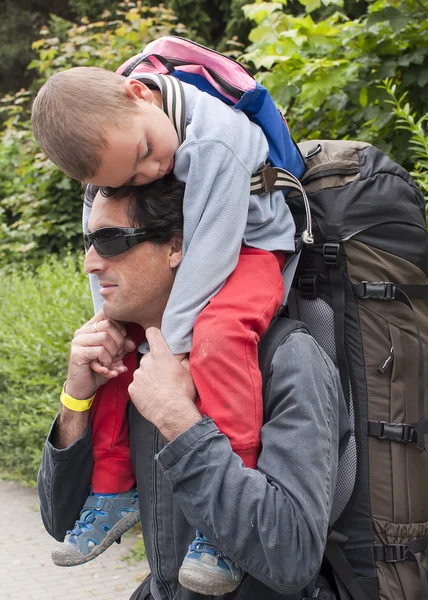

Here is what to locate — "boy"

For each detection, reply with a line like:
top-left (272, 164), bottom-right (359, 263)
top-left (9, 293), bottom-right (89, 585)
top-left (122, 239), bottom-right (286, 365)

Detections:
top-left (31, 64), bottom-right (296, 595)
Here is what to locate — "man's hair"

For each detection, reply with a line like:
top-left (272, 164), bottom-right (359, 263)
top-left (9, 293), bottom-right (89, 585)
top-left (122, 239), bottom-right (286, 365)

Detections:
top-left (31, 67), bottom-right (141, 181)
top-left (84, 174), bottom-right (184, 243)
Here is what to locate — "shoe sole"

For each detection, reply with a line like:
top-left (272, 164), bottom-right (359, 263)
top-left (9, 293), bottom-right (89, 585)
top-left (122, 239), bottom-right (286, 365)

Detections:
top-left (179, 565), bottom-right (241, 596)
top-left (51, 511), bottom-right (141, 567)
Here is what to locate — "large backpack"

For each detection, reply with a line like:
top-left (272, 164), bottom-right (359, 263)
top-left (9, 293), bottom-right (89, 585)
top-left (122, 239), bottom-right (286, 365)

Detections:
top-left (265, 140), bottom-right (428, 600)
top-left (117, 38), bottom-right (428, 600)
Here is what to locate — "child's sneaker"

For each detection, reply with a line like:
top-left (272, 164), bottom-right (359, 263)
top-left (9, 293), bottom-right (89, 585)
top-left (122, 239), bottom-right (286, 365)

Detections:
top-left (178, 530), bottom-right (243, 595)
top-left (51, 489), bottom-right (140, 566)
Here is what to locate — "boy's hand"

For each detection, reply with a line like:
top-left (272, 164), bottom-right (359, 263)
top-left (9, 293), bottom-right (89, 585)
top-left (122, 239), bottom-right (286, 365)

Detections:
top-left (129, 328), bottom-right (200, 441)
top-left (65, 310), bottom-right (136, 400)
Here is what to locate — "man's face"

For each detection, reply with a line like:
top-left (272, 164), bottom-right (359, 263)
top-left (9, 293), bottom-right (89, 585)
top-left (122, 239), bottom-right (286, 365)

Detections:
top-left (84, 191), bottom-right (181, 327)
top-left (85, 82), bottom-right (180, 188)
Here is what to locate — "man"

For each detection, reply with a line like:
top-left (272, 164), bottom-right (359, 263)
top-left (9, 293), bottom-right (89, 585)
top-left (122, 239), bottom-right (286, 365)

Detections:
top-left (38, 176), bottom-right (350, 600)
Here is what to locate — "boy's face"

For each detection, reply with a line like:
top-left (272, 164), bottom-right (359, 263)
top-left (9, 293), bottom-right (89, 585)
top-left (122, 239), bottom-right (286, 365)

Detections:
top-left (86, 82), bottom-right (180, 188)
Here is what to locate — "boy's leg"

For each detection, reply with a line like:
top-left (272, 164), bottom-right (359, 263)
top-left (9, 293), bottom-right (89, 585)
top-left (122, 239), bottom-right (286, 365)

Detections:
top-left (190, 246), bottom-right (285, 467)
top-left (51, 323), bottom-right (144, 567)
top-left (179, 247), bottom-right (285, 594)
top-left (89, 342), bottom-right (138, 494)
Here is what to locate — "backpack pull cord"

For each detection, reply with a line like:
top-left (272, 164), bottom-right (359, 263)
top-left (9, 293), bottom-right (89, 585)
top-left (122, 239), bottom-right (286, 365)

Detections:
top-left (250, 164), bottom-right (314, 245)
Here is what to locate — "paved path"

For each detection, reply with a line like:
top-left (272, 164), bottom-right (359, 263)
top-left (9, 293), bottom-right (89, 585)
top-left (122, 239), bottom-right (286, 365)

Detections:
top-left (0, 479), bottom-right (149, 600)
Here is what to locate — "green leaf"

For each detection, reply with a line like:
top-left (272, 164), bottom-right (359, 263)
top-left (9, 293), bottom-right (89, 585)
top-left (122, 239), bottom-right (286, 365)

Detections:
top-left (242, 2), bottom-right (283, 24)
top-left (368, 7), bottom-right (408, 33)
top-left (360, 87), bottom-right (368, 108)
top-left (298, 0), bottom-right (321, 13)
top-left (322, 0), bottom-right (344, 7)
top-left (417, 70), bottom-right (428, 88)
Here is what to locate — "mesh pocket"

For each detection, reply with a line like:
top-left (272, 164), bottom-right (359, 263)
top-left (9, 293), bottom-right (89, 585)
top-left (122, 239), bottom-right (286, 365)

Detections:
top-left (288, 290), bottom-right (356, 524)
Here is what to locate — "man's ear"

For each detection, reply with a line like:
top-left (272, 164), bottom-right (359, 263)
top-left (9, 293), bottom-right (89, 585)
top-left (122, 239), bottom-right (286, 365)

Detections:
top-left (169, 236), bottom-right (182, 269)
top-left (124, 79), bottom-right (154, 103)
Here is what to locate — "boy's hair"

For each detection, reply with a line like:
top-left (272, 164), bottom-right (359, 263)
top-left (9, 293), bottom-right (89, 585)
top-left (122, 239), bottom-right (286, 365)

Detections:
top-left (84, 174), bottom-right (184, 243)
top-left (31, 67), bottom-right (141, 181)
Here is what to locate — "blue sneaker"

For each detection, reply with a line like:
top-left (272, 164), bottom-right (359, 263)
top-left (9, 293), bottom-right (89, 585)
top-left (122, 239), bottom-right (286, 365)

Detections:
top-left (178, 530), bottom-right (243, 595)
top-left (51, 489), bottom-right (140, 567)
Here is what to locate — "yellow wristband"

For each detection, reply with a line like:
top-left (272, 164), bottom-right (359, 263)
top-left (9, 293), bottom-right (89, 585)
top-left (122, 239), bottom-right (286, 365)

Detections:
top-left (60, 385), bottom-right (95, 412)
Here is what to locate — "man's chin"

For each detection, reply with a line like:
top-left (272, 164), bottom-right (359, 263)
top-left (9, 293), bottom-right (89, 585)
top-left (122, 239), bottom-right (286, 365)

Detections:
top-left (102, 301), bottom-right (129, 323)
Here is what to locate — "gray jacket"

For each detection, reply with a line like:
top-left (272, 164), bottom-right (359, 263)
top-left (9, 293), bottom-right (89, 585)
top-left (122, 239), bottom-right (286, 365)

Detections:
top-left (38, 326), bottom-right (350, 600)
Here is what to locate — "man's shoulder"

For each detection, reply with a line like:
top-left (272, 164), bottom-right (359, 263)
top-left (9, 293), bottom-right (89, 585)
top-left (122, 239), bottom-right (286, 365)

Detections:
top-left (261, 318), bottom-right (336, 382)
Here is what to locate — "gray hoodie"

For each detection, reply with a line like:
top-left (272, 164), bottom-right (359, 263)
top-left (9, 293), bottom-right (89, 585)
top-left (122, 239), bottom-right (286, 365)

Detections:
top-left (83, 79), bottom-right (296, 354)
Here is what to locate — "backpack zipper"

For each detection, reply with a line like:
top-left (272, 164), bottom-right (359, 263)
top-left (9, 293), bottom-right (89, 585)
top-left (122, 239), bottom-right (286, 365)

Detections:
top-left (151, 428), bottom-right (172, 598)
top-left (301, 167), bottom-right (360, 185)
top-left (377, 345), bottom-right (394, 374)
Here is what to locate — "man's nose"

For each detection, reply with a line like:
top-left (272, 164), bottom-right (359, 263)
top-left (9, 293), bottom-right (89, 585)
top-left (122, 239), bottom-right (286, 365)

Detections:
top-left (84, 243), bottom-right (105, 273)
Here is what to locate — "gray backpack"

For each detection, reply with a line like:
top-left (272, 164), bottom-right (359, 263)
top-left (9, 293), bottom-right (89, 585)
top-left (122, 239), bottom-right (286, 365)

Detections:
top-left (260, 140), bottom-right (428, 600)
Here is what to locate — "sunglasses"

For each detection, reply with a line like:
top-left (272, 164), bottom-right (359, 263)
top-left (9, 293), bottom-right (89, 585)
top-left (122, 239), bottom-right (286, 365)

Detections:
top-left (84, 227), bottom-right (163, 257)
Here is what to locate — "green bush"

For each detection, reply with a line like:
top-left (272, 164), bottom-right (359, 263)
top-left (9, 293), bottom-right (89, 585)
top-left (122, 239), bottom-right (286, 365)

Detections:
top-left (241, 0), bottom-right (428, 172)
top-left (381, 78), bottom-right (428, 217)
top-left (0, 254), bottom-right (92, 484)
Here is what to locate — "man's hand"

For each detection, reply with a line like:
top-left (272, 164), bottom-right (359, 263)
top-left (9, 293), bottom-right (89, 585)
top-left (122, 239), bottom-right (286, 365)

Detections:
top-left (129, 328), bottom-right (201, 442)
top-left (66, 310), bottom-right (136, 400)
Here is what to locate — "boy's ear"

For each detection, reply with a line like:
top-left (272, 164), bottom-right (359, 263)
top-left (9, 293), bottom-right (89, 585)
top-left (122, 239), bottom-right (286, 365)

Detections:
top-left (124, 79), bottom-right (154, 103)
top-left (169, 236), bottom-right (182, 269)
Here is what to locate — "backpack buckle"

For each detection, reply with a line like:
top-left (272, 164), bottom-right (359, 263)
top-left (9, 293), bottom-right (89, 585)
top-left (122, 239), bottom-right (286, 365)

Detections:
top-left (298, 273), bottom-right (318, 299)
top-left (323, 243), bottom-right (340, 267)
top-left (383, 544), bottom-right (408, 563)
top-left (361, 281), bottom-right (396, 300)
top-left (378, 421), bottom-right (416, 443)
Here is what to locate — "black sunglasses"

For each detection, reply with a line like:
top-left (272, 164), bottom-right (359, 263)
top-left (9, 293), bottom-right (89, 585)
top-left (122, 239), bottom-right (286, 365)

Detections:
top-left (84, 227), bottom-right (163, 257)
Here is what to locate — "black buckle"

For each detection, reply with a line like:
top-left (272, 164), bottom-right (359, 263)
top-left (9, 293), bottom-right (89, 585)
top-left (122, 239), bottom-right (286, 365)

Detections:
top-left (361, 281), bottom-right (396, 300)
top-left (383, 544), bottom-right (408, 563)
top-left (323, 243), bottom-right (340, 267)
top-left (261, 165), bottom-right (278, 193)
top-left (378, 421), bottom-right (416, 443)
top-left (298, 273), bottom-right (318, 299)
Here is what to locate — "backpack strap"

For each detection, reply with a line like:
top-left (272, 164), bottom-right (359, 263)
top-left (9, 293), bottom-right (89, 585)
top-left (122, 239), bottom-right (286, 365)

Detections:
top-left (326, 534), bottom-right (428, 600)
top-left (131, 73), bottom-right (186, 145)
top-left (374, 537), bottom-right (428, 600)
top-left (258, 316), bottom-right (309, 399)
top-left (319, 242), bottom-right (351, 408)
top-left (324, 539), bottom-right (368, 600)
top-left (251, 163), bottom-right (314, 246)
top-left (353, 281), bottom-right (427, 452)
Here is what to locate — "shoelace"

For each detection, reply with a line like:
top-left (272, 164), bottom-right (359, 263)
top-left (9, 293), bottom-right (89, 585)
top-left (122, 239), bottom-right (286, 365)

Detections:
top-left (66, 510), bottom-right (100, 538)
top-left (189, 531), bottom-right (242, 580)
top-left (66, 493), bottom-right (138, 539)
top-left (189, 531), bottom-right (219, 555)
